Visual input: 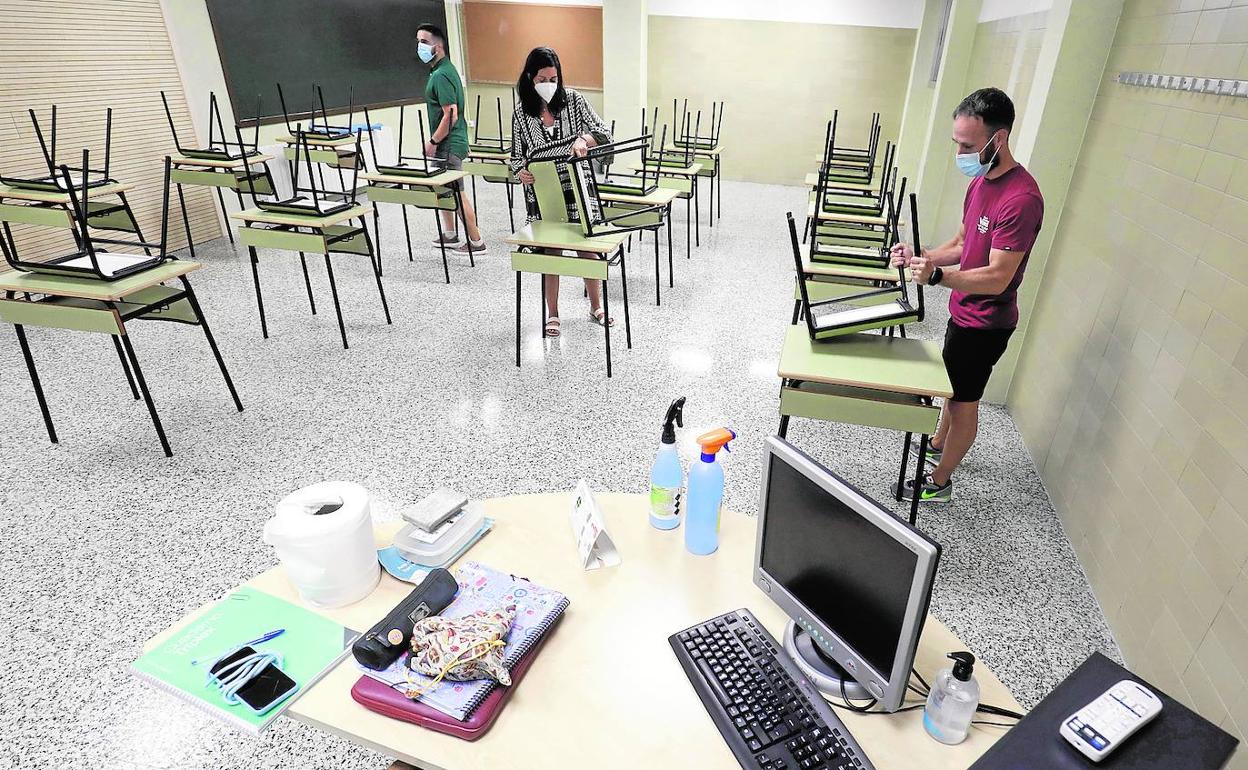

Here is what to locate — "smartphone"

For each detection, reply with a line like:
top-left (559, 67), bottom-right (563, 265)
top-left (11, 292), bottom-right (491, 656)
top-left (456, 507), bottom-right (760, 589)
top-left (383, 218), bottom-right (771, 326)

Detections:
top-left (209, 645), bottom-right (299, 715)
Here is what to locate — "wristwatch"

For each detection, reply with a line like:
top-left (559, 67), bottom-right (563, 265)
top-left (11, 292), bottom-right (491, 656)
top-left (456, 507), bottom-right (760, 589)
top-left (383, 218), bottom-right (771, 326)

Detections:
top-left (929, 267), bottom-right (944, 286)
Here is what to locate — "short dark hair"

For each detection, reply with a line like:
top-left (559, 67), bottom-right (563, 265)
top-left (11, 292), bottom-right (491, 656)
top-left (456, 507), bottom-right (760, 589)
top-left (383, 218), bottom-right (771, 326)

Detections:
top-left (952, 88), bottom-right (1015, 133)
top-left (516, 46), bottom-right (567, 118)
top-left (416, 23), bottom-right (448, 55)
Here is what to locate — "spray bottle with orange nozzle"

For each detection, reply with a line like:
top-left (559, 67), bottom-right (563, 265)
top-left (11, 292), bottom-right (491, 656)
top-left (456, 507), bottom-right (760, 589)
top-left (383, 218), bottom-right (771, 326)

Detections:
top-left (686, 427), bottom-right (736, 555)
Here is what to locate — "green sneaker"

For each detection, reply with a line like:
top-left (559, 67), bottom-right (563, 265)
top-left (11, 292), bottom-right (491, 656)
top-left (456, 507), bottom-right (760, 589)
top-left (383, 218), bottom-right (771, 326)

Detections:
top-left (924, 444), bottom-right (943, 466)
top-left (891, 473), bottom-right (953, 503)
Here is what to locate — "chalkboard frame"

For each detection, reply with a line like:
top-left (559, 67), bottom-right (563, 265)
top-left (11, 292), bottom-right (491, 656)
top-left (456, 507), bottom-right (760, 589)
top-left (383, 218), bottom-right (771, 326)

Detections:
top-left (205, 0), bottom-right (448, 126)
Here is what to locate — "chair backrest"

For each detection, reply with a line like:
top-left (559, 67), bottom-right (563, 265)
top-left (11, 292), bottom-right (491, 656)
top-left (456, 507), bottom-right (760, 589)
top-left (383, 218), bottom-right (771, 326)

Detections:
top-left (61, 150), bottom-right (171, 268)
top-left (530, 160), bottom-right (569, 223)
top-left (28, 105), bottom-right (112, 182)
top-left (906, 189), bottom-right (924, 319)
top-left (787, 211), bottom-right (819, 339)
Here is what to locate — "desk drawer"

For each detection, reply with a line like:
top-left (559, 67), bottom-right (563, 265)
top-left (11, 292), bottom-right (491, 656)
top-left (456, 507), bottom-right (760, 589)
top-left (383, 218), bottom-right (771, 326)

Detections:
top-left (0, 297), bottom-right (123, 335)
top-left (367, 184), bottom-right (456, 209)
top-left (462, 160), bottom-right (514, 182)
top-left (0, 201), bottom-right (71, 228)
top-left (239, 226), bottom-right (327, 253)
top-left (511, 250), bottom-right (608, 281)
top-left (780, 381), bottom-right (938, 434)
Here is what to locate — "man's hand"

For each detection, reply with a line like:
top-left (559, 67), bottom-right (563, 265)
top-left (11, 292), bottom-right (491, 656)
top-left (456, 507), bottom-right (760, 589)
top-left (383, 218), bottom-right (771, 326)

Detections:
top-left (909, 252), bottom-right (935, 285)
top-left (424, 141), bottom-right (438, 158)
top-left (571, 137), bottom-right (589, 158)
top-left (890, 242), bottom-right (913, 268)
top-left (517, 169), bottom-right (535, 185)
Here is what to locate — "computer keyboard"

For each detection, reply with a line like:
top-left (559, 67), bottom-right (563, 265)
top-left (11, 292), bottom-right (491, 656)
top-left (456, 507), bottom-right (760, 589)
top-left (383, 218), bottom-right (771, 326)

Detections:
top-left (669, 609), bottom-right (874, 770)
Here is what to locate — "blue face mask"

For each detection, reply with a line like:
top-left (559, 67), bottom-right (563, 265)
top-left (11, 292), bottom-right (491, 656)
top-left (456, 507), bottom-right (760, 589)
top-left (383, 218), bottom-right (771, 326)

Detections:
top-left (417, 42), bottom-right (435, 64)
top-left (955, 132), bottom-right (1001, 177)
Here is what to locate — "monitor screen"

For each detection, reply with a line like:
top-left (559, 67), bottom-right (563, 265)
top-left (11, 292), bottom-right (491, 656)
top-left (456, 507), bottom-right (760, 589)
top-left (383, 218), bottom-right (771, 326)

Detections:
top-left (759, 453), bottom-right (921, 678)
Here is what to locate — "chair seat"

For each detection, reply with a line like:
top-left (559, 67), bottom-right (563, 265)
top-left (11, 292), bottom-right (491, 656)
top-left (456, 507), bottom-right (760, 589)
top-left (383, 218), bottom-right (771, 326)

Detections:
top-left (54, 251), bottom-right (158, 278)
top-left (812, 300), bottom-right (916, 338)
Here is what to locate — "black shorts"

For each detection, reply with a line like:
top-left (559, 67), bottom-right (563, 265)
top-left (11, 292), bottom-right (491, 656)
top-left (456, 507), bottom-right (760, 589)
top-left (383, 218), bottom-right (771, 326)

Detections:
top-left (942, 320), bottom-right (1015, 402)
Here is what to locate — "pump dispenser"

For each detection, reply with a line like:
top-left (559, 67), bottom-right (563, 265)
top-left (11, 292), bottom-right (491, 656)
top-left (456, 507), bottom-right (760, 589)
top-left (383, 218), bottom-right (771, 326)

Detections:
top-left (923, 652), bottom-right (980, 745)
top-left (649, 397), bottom-right (687, 530)
top-left (685, 428), bottom-right (735, 555)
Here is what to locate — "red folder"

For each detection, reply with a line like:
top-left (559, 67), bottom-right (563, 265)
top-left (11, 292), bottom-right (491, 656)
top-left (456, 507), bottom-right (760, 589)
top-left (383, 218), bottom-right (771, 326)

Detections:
top-left (349, 629), bottom-right (551, 741)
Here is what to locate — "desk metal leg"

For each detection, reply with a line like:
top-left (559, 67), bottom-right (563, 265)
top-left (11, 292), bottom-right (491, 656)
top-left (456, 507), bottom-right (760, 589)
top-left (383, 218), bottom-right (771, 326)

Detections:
top-left (777, 380), bottom-right (791, 438)
top-left (111, 335), bottom-right (139, 400)
top-left (791, 299), bottom-right (802, 325)
top-left (620, 251), bottom-right (632, 349)
top-left (708, 170), bottom-right (714, 230)
top-left (401, 206), bottom-right (414, 262)
top-left (515, 271), bottom-right (522, 368)
top-left (14, 324), bottom-right (57, 444)
top-left (248, 245), bottom-right (268, 338)
top-left (214, 187), bottom-right (235, 246)
top-left (176, 183), bottom-right (196, 258)
top-left (323, 253), bottom-right (349, 350)
top-left (181, 278), bottom-right (244, 412)
top-left (654, 227), bottom-right (661, 306)
top-left (371, 210), bottom-right (383, 277)
top-left (297, 252), bottom-right (317, 315)
top-left (910, 434), bottom-right (928, 525)
top-left (694, 177), bottom-right (700, 248)
top-left (539, 273), bottom-right (547, 337)
top-left (506, 180), bottom-right (516, 231)
top-left (119, 334), bottom-right (172, 458)
top-left (361, 220), bottom-right (391, 325)
top-left (716, 157), bottom-right (722, 220)
top-left (896, 432), bottom-right (913, 504)
top-left (454, 189), bottom-right (474, 268)
top-left (667, 207), bottom-right (674, 288)
top-left (603, 279), bottom-right (612, 378)
top-left (435, 210), bottom-right (451, 284)
top-left (686, 195), bottom-right (691, 258)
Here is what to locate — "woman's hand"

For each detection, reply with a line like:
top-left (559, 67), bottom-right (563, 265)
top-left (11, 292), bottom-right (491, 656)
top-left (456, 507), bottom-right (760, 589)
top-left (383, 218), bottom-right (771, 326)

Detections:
top-left (518, 169), bottom-right (535, 185)
top-left (571, 137), bottom-right (589, 158)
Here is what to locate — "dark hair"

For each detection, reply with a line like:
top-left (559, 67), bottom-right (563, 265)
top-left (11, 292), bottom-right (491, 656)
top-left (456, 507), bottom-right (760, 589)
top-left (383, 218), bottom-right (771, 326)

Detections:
top-left (952, 87), bottom-right (1015, 133)
top-left (516, 47), bottom-right (567, 118)
top-left (416, 23), bottom-right (448, 56)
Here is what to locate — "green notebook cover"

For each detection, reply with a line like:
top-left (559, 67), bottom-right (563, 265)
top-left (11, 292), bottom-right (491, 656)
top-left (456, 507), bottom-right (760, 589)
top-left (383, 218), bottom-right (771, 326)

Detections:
top-left (132, 586), bottom-right (359, 734)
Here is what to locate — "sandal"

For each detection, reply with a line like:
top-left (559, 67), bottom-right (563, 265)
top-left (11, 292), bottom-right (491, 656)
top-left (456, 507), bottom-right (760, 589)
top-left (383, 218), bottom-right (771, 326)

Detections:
top-left (544, 316), bottom-right (561, 337)
top-left (590, 308), bottom-right (615, 328)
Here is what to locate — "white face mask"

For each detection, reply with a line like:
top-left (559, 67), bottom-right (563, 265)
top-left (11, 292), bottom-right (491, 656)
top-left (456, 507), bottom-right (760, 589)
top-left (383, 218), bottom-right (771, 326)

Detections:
top-left (534, 81), bottom-right (558, 103)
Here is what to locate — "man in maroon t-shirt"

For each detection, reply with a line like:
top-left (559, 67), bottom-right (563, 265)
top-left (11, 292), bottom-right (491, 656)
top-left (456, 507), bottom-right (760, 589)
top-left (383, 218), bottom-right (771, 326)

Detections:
top-left (890, 87), bottom-right (1044, 503)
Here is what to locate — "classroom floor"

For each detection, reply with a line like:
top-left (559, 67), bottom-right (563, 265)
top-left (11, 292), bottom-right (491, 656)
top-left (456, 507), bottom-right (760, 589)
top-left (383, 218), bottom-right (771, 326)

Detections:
top-left (0, 178), bottom-right (1119, 768)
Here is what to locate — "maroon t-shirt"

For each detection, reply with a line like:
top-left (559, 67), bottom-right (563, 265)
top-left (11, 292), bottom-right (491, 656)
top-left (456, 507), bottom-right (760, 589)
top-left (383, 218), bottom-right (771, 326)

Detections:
top-left (951, 164), bottom-right (1044, 329)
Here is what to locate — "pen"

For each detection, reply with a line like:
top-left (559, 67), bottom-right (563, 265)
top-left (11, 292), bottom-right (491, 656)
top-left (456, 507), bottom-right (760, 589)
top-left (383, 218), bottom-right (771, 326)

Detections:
top-left (191, 629), bottom-right (285, 666)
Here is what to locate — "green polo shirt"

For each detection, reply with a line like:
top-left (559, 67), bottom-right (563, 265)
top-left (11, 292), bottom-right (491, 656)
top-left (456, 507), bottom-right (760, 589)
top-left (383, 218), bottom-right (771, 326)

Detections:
top-left (425, 57), bottom-right (468, 159)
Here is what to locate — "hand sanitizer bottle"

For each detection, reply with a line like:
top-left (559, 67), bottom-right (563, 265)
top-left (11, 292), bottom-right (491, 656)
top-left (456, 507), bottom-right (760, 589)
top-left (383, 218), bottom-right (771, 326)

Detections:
top-left (923, 652), bottom-right (980, 745)
top-left (649, 397), bottom-right (687, 530)
top-left (685, 428), bottom-right (735, 555)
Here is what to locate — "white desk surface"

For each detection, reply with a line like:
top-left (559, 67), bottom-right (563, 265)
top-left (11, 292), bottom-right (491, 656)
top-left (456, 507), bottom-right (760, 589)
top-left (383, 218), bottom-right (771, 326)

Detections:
top-left (146, 493), bottom-right (1018, 770)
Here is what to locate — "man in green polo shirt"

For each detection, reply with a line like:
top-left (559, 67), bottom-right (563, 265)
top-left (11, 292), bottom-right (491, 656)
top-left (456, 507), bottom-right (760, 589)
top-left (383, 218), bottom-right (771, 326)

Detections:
top-left (417, 22), bottom-right (485, 254)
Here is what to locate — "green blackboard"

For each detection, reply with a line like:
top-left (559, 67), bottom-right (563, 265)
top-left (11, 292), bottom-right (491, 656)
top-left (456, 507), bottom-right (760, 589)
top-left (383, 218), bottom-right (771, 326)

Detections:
top-left (206, 0), bottom-right (446, 123)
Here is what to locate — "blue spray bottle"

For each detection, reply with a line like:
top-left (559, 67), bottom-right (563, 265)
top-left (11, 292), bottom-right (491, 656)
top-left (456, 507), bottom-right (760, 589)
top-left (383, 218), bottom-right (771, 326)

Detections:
top-left (649, 397), bottom-right (687, 530)
top-left (685, 427), bottom-right (735, 555)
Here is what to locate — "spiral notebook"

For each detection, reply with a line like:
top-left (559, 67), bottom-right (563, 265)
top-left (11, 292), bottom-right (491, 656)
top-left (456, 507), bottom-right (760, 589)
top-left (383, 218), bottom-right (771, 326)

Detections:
top-left (132, 586), bottom-right (358, 734)
top-left (356, 560), bottom-right (569, 721)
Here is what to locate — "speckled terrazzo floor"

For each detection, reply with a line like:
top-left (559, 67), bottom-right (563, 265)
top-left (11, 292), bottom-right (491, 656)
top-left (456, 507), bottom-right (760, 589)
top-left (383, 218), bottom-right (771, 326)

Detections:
top-left (0, 179), bottom-right (1120, 769)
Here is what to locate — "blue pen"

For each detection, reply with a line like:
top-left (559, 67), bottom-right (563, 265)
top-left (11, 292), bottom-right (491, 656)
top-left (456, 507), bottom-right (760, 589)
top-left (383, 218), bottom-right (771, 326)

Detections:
top-left (192, 629), bottom-right (284, 666)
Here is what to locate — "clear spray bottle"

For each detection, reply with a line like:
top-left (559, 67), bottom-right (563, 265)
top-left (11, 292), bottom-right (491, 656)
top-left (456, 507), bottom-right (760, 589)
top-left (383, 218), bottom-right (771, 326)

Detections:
top-left (649, 397), bottom-right (687, 530)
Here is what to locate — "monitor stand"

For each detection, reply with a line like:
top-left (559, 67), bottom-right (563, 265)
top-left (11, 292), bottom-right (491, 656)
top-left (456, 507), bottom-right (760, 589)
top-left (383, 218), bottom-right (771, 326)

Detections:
top-left (783, 620), bottom-right (872, 702)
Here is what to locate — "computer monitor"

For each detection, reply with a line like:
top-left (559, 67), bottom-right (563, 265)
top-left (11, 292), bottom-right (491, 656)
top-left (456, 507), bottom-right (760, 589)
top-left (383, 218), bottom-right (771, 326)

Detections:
top-left (752, 435), bottom-right (941, 712)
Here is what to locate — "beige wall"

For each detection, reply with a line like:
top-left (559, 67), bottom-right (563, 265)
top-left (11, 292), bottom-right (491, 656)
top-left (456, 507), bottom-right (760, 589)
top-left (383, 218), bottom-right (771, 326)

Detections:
top-left (1008, 0), bottom-right (1248, 758)
top-left (933, 9), bottom-right (1050, 239)
top-left (0, 0), bottom-right (217, 267)
top-left (465, 82), bottom-right (605, 139)
top-left (646, 15), bottom-right (916, 185)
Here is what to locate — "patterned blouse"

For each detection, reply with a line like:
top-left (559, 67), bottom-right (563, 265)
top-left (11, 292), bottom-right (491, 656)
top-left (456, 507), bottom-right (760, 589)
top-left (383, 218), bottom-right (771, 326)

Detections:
top-left (508, 88), bottom-right (612, 224)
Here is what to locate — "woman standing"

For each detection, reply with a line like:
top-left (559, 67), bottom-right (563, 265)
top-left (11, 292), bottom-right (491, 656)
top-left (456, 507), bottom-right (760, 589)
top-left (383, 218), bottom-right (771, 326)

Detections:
top-left (508, 46), bottom-right (613, 338)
